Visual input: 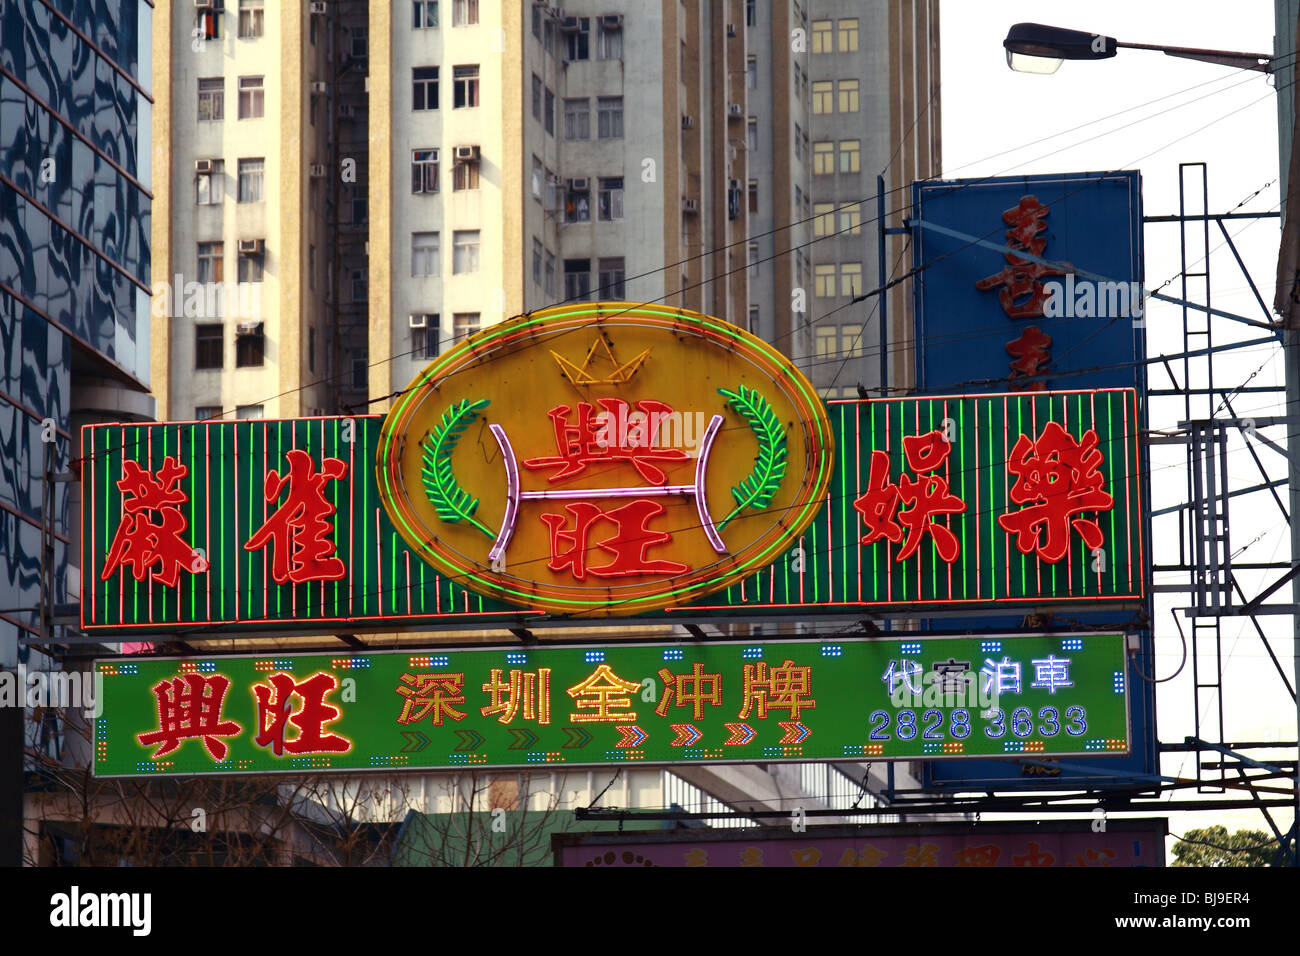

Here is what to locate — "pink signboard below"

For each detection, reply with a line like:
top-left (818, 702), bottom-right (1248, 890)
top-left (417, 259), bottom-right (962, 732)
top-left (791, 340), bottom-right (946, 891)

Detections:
top-left (552, 820), bottom-right (1166, 868)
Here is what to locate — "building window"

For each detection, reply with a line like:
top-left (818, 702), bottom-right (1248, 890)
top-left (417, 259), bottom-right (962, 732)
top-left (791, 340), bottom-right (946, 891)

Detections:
top-left (811, 19), bottom-right (832, 53)
top-left (747, 304), bottom-right (758, 331)
top-left (238, 247), bottom-right (264, 283)
top-left (238, 76), bottom-right (264, 119)
top-left (598, 177), bottom-right (624, 221)
top-left (813, 202), bottom-right (833, 237)
top-left (533, 238), bottom-right (543, 285)
top-left (309, 326), bottom-right (316, 372)
top-left (840, 262), bottom-right (862, 297)
top-left (597, 17), bottom-right (623, 59)
top-left (746, 55), bottom-right (757, 90)
top-left (838, 17), bottom-right (859, 52)
top-left (747, 243), bottom-right (759, 277)
top-left (532, 4), bottom-right (542, 39)
top-left (840, 206), bottom-right (862, 235)
top-left (794, 123), bottom-right (802, 161)
top-left (351, 269), bottom-right (367, 302)
top-left (413, 1), bottom-right (438, 28)
top-left (839, 139), bottom-right (861, 173)
top-left (838, 79), bottom-right (859, 113)
top-left (412, 148), bottom-right (439, 193)
top-left (196, 160), bottom-right (224, 204)
top-left (413, 66), bottom-right (439, 110)
top-left (197, 78), bottom-right (223, 121)
top-left (453, 312), bottom-right (480, 341)
top-left (814, 263), bottom-right (836, 298)
top-left (598, 257), bottom-right (625, 299)
top-left (352, 190), bottom-right (368, 223)
top-left (238, 0), bottom-right (264, 38)
top-left (748, 179), bottom-right (758, 214)
top-left (746, 0), bottom-right (756, 28)
top-left (452, 230), bottom-right (480, 274)
top-left (532, 155), bottom-right (543, 201)
top-left (351, 27), bottom-right (368, 57)
top-left (841, 323), bottom-right (864, 357)
top-left (544, 88), bottom-right (555, 135)
top-left (565, 179), bottom-right (591, 223)
top-left (237, 404), bottom-right (265, 420)
top-left (813, 141), bottom-right (834, 175)
top-left (351, 359), bottom-right (367, 389)
top-left (815, 326), bottom-right (837, 361)
top-left (531, 74), bottom-right (542, 120)
top-left (197, 242), bottom-right (223, 283)
top-left (412, 232), bottom-right (440, 277)
top-left (453, 0), bottom-right (478, 27)
top-left (811, 81), bottom-right (833, 114)
top-left (195, 406), bottom-right (222, 421)
top-left (747, 117), bottom-right (758, 153)
top-left (453, 152), bottom-right (480, 190)
top-left (597, 96), bottom-right (623, 139)
top-left (236, 323), bottom-right (265, 367)
top-left (453, 65), bottom-right (479, 108)
top-left (195, 324), bottom-right (223, 370)
top-left (237, 158), bottom-right (264, 203)
top-left (197, 3), bottom-right (220, 40)
top-left (545, 251), bottom-right (556, 295)
top-left (564, 98), bottom-right (590, 140)
top-left (564, 259), bottom-right (591, 300)
top-left (413, 316), bottom-right (440, 359)
top-left (564, 17), bottom-right (590, 60)
top-left (795, 185), bottom-right (803, 211)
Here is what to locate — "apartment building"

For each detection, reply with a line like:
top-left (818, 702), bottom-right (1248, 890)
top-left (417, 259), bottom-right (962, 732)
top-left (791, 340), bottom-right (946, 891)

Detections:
top-left (370, 0), bottom-right (752, 403)
top-left (804, 0), bottom-right (941, 398)
top-left (152, 0), bottom-right (345, 421)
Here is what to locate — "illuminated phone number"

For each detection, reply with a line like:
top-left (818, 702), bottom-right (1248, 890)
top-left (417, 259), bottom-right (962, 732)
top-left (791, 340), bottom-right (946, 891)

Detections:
top-left (867, 706), bottom-right (1088, 742)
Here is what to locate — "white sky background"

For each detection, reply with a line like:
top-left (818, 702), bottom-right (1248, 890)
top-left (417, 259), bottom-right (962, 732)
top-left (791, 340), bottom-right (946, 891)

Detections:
top-left (939, 0), bottom-right (1295, 855)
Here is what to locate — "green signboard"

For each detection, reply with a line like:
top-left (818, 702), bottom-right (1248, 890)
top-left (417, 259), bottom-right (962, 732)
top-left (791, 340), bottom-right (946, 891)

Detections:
top-left (80, 388), bottom-right (1144, 634)
top-left (92, 634), bottom-right (1130, 777)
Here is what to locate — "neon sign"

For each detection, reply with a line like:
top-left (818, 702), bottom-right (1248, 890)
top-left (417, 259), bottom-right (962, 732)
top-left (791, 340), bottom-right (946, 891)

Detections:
top-left (80, 388), bottom-right (1145, 633)
top-left (92, 634), bottom-right (1130, 777)
top-left (375, 304), bottom-right (836, 616)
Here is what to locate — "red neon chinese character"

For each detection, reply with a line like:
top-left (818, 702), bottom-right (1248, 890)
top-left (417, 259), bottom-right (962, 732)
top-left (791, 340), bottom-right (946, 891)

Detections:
top-left (975, 196), bottom-right (1071, 320)
top-left (522, 400), bottom-right (690, 484)
top-left (137, 674), bottom-right (243, 761)
top-left (852, 431), bottom-right (967, 563)
top-left (252, 671), bottom-right (351, 755)
top-left (997, 421), bottom-right (1114, 563)
top-left (244, 449), bottom-right (348, 584)
top-left (542, 498), bottom-right (689, 581)
top-left (102, 457), bottom-right (203, 587)
top-left (1006, 325), bottom-right (1053, 391)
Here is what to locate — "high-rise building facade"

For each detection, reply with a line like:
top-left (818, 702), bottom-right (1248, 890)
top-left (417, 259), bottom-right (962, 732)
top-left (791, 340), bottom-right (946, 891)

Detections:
top-left (804, 0), bottom-right (940, 398)
top-left (1, 0), bottom-right (154, 863)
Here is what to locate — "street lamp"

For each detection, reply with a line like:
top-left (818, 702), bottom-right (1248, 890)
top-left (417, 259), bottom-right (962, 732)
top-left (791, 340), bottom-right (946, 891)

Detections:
top-left (1003, 22), bottom-right (1272, 75)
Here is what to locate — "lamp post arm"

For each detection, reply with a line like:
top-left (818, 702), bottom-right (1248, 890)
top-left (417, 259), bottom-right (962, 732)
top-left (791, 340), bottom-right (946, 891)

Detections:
top-left (1115, 41), bottom-right (1272, 73)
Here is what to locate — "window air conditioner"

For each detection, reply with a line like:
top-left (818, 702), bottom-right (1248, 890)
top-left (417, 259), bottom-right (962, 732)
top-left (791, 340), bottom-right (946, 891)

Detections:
top-left (238, 238), bottom-right (264, 255)
top-left (195, 158), bottom-right (214, 174)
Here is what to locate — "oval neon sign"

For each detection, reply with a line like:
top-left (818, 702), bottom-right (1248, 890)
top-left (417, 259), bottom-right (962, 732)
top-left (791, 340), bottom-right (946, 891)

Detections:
top-left (376, 304), bottom-right (834, 616)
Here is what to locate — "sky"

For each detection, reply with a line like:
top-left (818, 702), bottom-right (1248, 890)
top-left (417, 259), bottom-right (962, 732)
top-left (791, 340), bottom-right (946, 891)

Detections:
top-left (939, 0), bottom-right (1294, 856)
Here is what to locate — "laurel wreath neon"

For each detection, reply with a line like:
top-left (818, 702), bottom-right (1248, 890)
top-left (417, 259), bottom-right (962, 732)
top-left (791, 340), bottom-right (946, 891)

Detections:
top-left (421, 398), bottom-right (494, 538)
top-left (716, 385), bottom-right (787, 530)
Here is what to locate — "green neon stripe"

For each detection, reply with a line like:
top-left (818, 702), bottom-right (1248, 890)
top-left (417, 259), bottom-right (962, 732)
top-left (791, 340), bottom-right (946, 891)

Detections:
top-left (839, 403), bottom-right (847, 603)
top-left (959, 400), bottom-right (967, 598)
top-left (1109, 392), bottom-right (1118, 590)
top-left (988, 400), bottom-right (995, 600)
top-left (928, 402), bottom-right (935, 601)
top-left (871, 402), bottom-right (877, 602)
top-left (1016, 397), bottom-right (1025, 596)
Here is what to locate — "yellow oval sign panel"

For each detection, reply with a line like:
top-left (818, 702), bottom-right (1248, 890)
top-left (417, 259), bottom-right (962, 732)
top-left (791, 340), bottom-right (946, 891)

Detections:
top-left (377, 304), bottom-right (834, 616)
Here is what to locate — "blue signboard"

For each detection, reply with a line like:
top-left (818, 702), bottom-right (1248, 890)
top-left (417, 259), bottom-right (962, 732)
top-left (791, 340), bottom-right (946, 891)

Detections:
top-left (911, 171), bottom-right (1156, 790)
top-left (912, 170), bottom-right (1146, 395)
